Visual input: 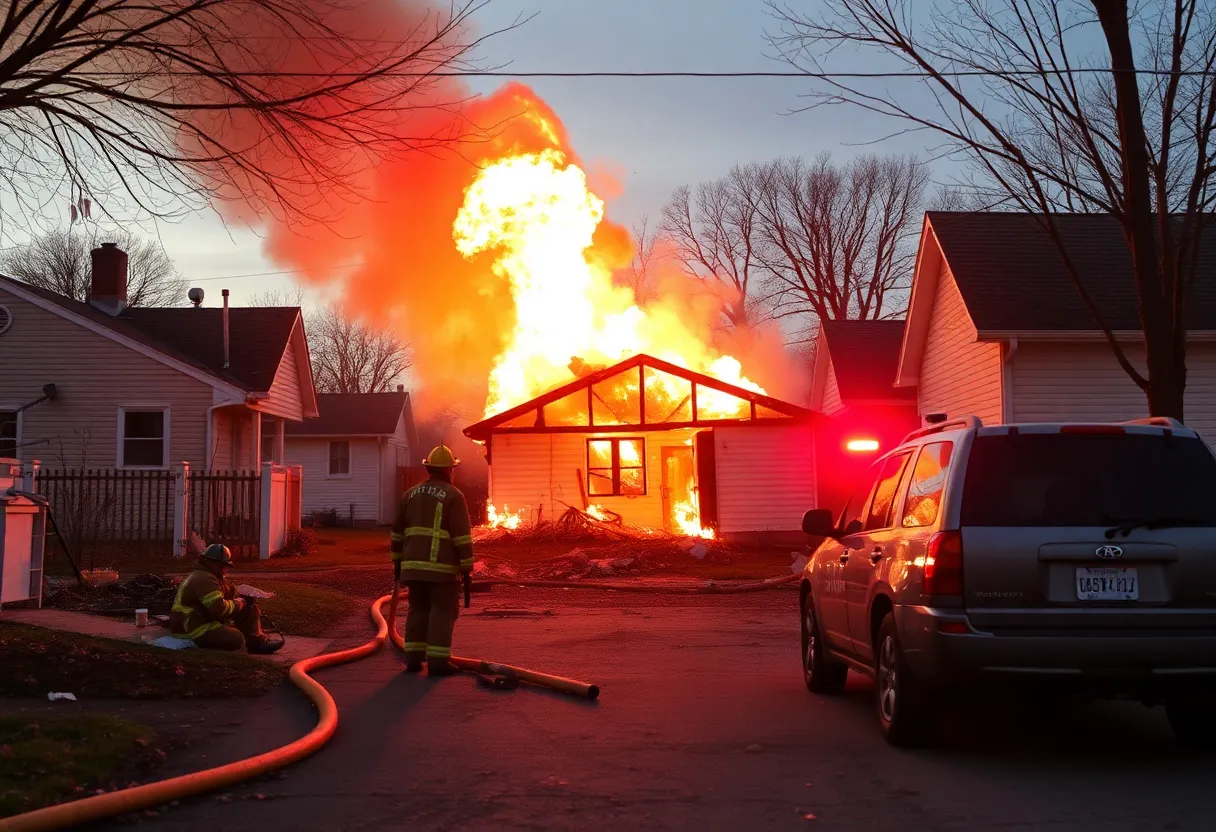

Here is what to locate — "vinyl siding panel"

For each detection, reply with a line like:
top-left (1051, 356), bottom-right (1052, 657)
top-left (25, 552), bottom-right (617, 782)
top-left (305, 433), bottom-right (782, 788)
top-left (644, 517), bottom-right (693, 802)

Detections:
top-left (0, 289), bottom-right (213, 468)
top-left (285, 437), bottom-right (384, 522)
top-left (714, 425), bottom-right (816, 533)
top-left (917, 261), bottom-right (1003, 426)
top-left (262, 329), bottom-right (305, 421)
top-left (488, 430), bottom-right (694, 529)
top-left (821, 356), bottom-right (845, 415)
top-left (1010, 342), bottom-right (1216, 442)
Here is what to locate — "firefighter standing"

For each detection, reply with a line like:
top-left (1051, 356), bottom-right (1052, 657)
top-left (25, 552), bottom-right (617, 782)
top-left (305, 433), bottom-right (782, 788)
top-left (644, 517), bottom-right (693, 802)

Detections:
top-left (169, 544), bottom-right (281, 654)
top-left (391, 444), bottom-right (475, 676)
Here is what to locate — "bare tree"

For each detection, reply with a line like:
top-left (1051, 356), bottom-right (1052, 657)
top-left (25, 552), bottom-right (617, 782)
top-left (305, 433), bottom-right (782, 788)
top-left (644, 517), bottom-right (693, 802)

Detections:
top-left (0, 1), bottom-right (512, 240)
top-left (1, 228), bottom-right (185, 306)
top-left (250, 287), bottom-right (306, 307)
top-left (661, 167), bottom-right (766, 330)
top-left (768, 0), bottom-right (1216, 419)
top-left (624, 216), bottom-right (660, 305)
top-left (749, 153), bottom-right (928, 327)
top-left (310, 303), bottom-right (412, 393)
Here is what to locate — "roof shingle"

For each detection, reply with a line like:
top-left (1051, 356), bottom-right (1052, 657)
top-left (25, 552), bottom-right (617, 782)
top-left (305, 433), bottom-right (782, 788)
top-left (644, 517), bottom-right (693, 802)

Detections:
top-left (0, 274), bottom-right (299, 392)
top-left (286, 392), bottom-right (409, 437)
top-left (821, 320), bottom-right (916, 402)
top-left (927, 212), bottom-right (1216, 332)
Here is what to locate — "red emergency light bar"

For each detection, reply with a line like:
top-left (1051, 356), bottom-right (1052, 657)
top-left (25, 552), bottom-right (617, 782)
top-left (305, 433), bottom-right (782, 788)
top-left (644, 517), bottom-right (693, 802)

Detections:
top-left (845, 438), bottom-right (880, 453)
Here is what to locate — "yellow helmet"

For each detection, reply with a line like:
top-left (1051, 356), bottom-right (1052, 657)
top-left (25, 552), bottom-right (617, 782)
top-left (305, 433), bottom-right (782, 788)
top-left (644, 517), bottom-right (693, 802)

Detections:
top-left (423, 444), bottom-right (459, 468)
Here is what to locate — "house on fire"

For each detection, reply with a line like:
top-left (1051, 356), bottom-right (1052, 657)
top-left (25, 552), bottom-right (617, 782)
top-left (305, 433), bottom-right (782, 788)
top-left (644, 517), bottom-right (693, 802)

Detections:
top-left (463, 354), bottom-right (817, 538)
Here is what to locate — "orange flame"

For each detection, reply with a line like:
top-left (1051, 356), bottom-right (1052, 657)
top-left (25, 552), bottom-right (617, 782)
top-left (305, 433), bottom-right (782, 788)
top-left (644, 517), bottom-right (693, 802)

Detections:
top-left (485, 503), bottom-right (523, 530)
top-left (671, 477), bottom-right (715, 540)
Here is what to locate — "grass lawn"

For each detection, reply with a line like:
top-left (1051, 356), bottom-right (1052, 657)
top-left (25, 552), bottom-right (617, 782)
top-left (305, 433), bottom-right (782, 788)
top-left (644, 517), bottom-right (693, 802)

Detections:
top-left (0, 624), bottom-right (285, 699)
top-left (0, 714), bottom-right (165, 819)
top-left (254, 581), bottom-right (361, 638)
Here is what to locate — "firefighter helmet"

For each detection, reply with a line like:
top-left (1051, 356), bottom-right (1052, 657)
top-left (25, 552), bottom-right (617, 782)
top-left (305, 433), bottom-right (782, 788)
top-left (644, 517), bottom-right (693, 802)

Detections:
top-left (423, 444), bottom-right (460, 468)
top-left (201, 543), bottom-right (235, 567)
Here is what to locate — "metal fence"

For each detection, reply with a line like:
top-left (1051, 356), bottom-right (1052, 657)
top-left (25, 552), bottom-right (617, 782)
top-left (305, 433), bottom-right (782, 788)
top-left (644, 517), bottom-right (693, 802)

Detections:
top-left (36, 468), bottom-right (176, 567)
top-left (185, 469), bottom-right (261, 560)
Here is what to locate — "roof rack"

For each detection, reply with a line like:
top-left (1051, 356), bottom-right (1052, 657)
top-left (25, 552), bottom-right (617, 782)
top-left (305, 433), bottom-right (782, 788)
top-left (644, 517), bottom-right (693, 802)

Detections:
top-left (1120, 416), bottom-right (1185, 429)
top-left (899, 415), bottom-right (982, 445)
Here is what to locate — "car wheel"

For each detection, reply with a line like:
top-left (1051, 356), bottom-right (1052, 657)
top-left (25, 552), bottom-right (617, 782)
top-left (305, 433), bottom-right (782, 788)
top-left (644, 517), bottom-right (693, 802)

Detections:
top-left (1166, 698), bottom-right (1216, 749)
top-left (801, 592), bottom-right (847, 694)
top-left (874, 613), bottom-right (934, 747)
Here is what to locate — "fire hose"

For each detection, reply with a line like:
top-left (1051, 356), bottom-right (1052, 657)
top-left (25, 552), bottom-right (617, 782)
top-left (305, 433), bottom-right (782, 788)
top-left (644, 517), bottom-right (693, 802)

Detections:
top-left (0, 590), bottom-right (598, 832)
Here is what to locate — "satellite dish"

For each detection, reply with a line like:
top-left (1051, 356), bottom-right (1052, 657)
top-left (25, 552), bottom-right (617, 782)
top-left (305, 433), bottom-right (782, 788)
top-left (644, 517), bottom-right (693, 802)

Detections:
top-left (188, 287), bottom-right (205, 307)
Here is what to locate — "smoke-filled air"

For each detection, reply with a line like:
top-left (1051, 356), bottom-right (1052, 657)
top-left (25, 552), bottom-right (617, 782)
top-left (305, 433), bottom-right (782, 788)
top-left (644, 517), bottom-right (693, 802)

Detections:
top-left (216, 1), bottom-right (800, 427)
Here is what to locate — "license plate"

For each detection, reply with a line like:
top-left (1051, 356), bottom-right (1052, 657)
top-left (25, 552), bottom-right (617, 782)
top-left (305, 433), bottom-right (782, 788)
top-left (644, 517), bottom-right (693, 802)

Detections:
top-left (1076, 567), bottom-right (1139, 601)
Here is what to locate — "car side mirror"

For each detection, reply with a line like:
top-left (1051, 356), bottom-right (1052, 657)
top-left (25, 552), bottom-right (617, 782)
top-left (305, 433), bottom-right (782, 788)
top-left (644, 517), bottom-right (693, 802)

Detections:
top-left (802, 508), bottom-right (837, 539)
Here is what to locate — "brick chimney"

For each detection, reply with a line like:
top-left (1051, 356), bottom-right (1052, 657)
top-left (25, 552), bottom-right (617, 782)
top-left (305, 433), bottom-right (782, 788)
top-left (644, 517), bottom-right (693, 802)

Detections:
top-left (396, 384), bottom-right (405, 393)
top-left (89, 243), bottom-right (128, 316)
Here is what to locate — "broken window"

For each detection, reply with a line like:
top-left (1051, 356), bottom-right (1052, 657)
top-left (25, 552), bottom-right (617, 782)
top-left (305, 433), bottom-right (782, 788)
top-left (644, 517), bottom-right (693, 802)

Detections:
top-left (587, 437), bottom-right (646, 497)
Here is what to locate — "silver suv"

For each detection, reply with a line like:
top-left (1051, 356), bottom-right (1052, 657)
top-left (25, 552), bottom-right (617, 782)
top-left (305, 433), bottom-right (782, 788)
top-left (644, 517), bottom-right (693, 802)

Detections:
top-left (799, 415), bottom-right (1216, 747)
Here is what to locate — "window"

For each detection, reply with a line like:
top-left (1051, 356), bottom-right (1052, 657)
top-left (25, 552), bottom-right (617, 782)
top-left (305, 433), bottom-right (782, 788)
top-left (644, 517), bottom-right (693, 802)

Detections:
top-left (329, 441), bottom-right (351, 477)
top-left (0, 409), bottom-right (17, 458)
top-left (903, 442), bottom-right (954, 528)
top-left (261, 416), bottom-right (277, 463)
top-left (119, 408), bottom-right (168, 468)
top-left (961, 433), bottom-right (1216, 527)
top-left (587, 438), bottom-right (646, 496)
top-left (838, 463), bottom-right (883, 537)
top-left (863, 452), bottom-right (913, 532)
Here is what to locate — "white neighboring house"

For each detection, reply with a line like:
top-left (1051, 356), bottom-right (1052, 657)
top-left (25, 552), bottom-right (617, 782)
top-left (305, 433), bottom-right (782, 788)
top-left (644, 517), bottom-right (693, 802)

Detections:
top-left (284, 389), bottom-right (417, 525)
top-left (898, 211), bottom-right (1216, 439)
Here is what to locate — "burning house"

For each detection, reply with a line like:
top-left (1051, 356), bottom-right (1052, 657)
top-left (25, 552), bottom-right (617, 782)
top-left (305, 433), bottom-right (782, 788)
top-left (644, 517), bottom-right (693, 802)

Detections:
top-left (464, 354), bottom-right (816, 539)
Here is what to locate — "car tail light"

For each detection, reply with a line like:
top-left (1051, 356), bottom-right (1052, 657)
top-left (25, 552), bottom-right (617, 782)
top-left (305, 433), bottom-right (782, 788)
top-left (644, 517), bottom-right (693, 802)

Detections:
top-left (1059, 425), bottom-right (1125, 434)
top-left (924, 531), bottom-right (964, 595)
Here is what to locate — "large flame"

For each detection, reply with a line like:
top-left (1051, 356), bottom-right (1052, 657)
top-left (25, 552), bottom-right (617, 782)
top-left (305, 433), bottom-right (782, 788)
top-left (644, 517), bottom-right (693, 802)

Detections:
top-left (453, 149), bottom-right (766, 419)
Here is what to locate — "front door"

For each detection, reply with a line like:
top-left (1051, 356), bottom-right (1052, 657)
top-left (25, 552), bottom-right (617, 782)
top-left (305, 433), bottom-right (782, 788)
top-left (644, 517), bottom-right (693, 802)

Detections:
top-left (661, 446), bottom-right (695, 532)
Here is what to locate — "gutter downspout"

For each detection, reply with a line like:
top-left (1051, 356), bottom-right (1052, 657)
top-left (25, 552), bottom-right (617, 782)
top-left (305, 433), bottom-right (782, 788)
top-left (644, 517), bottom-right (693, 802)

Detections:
top-left (222, 289), bottom-right (230, 370)
top-left (1001, 337), bottom-right (1019, 423)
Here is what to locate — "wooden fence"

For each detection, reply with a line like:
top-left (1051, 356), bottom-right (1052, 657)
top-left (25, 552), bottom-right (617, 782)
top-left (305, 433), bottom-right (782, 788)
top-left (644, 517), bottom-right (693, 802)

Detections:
top-left (185, 469), bottom-right (262, 560)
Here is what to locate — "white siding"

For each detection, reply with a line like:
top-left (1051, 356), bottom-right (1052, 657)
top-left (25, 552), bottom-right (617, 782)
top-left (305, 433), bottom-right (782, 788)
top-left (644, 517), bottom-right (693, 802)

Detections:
top-left (917, 261), bottom-right (1003, 426)
top-left (262, 326), bottom-right (305, 421)
top-left (714, 425), bottom-right (816, 534)
top-left (285, 437), bottom-right (384, 523)
top-left (1010, 342), bottom-right (1216, 442)
top-left (0, 289), bottom-right (213, 468)
top-left (821, 355), bottom-right (845, 415)
top-left (488, 430), bottom-right (693, 529)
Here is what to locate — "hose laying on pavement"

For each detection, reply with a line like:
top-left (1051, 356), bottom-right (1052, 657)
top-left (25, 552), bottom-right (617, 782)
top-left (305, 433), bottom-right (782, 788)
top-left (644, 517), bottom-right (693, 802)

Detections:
top-left (0, 591), bottom-right (597, 832)
top-left (483, 573), bottom-right (800, 594)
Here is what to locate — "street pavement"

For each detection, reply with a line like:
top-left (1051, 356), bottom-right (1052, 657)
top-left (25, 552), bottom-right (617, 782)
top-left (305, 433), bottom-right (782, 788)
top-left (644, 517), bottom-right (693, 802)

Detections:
top-left (99, 588), bottom-right (1214, 831)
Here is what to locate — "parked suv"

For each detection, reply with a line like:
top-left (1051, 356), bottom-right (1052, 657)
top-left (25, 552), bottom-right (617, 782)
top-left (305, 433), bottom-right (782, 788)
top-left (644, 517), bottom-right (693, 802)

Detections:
top-left (799, 415), bottom-right (1216, 747)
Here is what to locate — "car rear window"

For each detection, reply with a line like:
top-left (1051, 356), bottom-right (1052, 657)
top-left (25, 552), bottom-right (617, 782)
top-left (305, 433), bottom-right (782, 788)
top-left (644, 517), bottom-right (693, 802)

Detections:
top-left (960, 433), bottom-right (1216, 527)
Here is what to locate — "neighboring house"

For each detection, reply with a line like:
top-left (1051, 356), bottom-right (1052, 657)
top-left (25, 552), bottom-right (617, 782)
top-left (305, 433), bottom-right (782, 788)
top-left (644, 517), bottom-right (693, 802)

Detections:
top-left (0, 243), bottom-right (319, 470)
top-left (809, 320), bottom-right (920, 515)
top-left (463, 354), bottom-right (817, 538)
top-left (898, 212), bottom-right (1216, 440)
top-left (284, 389), bottom-right (417, 525)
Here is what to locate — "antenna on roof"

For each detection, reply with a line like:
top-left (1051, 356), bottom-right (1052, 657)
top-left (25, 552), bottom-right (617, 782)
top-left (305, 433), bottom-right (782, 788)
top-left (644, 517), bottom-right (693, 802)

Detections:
top-left (188, 287), bottom-right (204, 308)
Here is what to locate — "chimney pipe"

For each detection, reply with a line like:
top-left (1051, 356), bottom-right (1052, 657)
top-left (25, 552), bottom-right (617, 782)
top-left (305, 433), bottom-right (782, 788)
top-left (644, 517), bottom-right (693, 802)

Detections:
top-left (89, 242), bottom-right (128, 316)
top-left (222, 289), bottom-right (230, 369)
top-left (396, 384), bottom-right (404, 393)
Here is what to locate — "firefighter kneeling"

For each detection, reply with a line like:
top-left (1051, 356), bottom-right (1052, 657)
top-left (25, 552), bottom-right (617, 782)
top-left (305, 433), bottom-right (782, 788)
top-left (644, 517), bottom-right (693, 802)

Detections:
top-left (169, 544), bottom-right (282, 655)
top-left (391, 444), bottom-right (475, 676)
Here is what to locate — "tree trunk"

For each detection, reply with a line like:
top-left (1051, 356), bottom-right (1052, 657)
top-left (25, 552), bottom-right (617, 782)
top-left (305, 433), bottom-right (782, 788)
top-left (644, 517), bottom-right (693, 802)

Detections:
top-left (1094, 0), bottom-right (1186, 419)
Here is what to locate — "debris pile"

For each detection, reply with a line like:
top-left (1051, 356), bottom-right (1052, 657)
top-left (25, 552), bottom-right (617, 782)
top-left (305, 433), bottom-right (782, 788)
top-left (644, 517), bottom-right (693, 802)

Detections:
top-left (46, 574), bottom-right (181, 618)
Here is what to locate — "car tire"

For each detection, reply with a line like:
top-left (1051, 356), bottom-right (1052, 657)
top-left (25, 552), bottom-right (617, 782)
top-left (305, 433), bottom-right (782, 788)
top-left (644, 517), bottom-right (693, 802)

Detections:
top-left (801, 592), bottom-right (848, 695)
top-left (874, 613), bottom-right (934, 747)
top-left (1166, 698), bottom-right (1216, 749)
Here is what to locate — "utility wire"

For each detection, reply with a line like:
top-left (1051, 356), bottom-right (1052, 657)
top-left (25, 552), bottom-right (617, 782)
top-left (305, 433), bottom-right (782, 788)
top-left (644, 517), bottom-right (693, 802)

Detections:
top-left (55, 68), bottom-right (1216, 79)
top-left (190, 263), bottom-right (362, 282)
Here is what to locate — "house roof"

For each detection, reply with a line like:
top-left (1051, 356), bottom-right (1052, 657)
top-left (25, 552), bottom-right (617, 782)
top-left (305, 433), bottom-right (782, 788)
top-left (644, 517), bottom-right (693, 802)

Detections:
top-left (0, 274), bottom-right (302, 394)
top-left (926, 211), bottom-right (1216, 332)
top-left (820, 320), bottom-right (916, 402)
top-left (286, 392), bottom-right (412, 437)
top-left (464, 353), bottom-right (813, 442)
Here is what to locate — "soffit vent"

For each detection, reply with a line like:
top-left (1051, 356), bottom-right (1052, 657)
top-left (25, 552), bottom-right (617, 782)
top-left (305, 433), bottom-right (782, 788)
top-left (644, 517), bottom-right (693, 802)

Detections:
top-left (0, 305), bottom-right (12, 336)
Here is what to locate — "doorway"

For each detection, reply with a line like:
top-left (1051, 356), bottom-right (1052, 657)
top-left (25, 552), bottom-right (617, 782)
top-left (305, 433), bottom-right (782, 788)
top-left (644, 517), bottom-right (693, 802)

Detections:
top-left (661, 446), bottom-right (695, 532)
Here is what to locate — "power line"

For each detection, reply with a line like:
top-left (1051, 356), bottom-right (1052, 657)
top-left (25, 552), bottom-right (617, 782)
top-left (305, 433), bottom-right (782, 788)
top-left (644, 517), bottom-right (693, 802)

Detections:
top-left (59, 67), bottom-right (1216, 79)
top-left (190, 263), bottom-right (361, 282)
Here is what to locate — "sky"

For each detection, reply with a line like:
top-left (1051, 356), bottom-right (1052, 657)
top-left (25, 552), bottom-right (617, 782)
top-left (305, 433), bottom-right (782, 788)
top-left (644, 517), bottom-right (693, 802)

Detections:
top-left (150, 0), bottom-right (943, 308)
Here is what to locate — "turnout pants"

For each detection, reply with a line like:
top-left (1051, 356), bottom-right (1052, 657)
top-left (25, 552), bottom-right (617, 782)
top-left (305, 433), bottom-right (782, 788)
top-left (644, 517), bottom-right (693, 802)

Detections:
top-left (194, 601), bottom-right (264, 652)
top-left (403, 581), bottom-right (460, 669)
